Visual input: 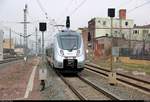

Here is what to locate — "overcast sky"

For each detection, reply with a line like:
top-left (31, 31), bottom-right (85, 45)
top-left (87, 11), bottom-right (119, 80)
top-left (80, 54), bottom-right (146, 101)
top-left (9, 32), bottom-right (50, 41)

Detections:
top-left (0, 0), bottom-right (150, 47)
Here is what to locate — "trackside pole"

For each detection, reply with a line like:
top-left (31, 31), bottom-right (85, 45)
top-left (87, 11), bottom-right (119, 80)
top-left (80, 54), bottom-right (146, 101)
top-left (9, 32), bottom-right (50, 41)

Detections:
top-left (39, 22), bottom-right (47, 91)
top-left (108, 8), bottom-right (117, 85)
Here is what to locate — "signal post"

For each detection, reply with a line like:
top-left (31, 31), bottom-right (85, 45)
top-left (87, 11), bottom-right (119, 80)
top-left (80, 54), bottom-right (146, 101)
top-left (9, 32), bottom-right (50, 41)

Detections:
top-left (108, 8), bottom-right (117, 85)
top-left (39, 22), bottom-right (47, 91)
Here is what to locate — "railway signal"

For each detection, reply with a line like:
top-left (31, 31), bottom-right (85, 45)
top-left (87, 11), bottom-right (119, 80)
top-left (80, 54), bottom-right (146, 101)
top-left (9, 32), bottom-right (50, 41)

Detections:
top-left (39, 22), bottom-right (47, 60)
top-left (108, 8), bottom-right (115, 18)
top-left (66, 16), bottom-right (70, 29)
top-left (108, 8), bottom-right (117, 85)
top-left (39, 22), bottom-right (47, 32)
top-left (39, 22), bottom-right (47, 91)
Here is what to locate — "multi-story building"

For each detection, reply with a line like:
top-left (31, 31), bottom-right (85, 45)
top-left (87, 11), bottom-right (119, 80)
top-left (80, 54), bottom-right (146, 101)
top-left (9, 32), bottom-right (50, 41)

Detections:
top-left (133, 24), bottom-right (150, 42)
top-left (77, 27), bottom-right (88, 51)
top-left (88, 17), bottom-right (133, 38)
top-left (88, 9), bottom-right (134, 49)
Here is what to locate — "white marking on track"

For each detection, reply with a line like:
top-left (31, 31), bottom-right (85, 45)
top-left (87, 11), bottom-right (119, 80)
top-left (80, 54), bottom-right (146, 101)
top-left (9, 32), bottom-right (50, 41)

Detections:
top-left (24, 65), bottom-right (37, 99)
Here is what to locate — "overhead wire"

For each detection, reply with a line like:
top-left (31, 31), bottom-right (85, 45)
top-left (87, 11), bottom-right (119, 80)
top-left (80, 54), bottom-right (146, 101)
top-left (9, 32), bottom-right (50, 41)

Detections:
top-left (59, 0), bottom-right (87, 24)
top-left (128, 0), bottom-right (150, 13)
top-left (69, 0), bottom-right (87, 17)
top-left (57, 0), bottom-right (74, 23)
top-left (117, 0), bottom-right (134, 9)
top-left (36, 0), bottom-right (48, 19)
top-left (2, 25), bottom-right (24, 40)
top-left (35, 0), bottom-right (61, 34)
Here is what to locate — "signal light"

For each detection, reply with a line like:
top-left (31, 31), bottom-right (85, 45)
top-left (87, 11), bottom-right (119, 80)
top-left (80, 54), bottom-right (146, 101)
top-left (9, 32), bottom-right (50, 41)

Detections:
top-left (108, 8), bottom-right (115, 17)
top-left (66, 16), bottom-right (70, 28)
top-left (39, 22), bottom-right (47, 31)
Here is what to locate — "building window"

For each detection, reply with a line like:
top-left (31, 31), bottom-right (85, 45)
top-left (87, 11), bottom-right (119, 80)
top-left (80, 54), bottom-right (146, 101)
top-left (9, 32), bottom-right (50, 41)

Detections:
top-left (143, 30), bottom-right (148, 34)
top-left (103, 21), bottom-right (106, 26)
top-left (137, 30), bottom-right (139, 34)
top-left (88, 32), bottom-right (91, 41)
top-left (134, 30), bottom-right (138, 34)
top-left (98, 20), bottom-right (101, 23)
top-left (122, 34), bottom-right (125, 38)
top-left (125, 22), bottom-right (128, 26)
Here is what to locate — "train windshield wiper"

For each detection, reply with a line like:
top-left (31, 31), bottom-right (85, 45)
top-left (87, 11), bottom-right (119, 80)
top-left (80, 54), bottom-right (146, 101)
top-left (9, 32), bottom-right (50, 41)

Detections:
top-left (69, 44), bottom-right (76, 52)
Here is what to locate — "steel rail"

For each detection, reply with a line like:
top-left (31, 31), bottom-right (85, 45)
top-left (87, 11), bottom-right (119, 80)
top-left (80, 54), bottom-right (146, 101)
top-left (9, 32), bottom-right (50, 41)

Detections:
top-left (55, 71), bottom-right (86, 100)
top-left (85, 64), bottom-right (150, 84)
top-left (85, 64), bottom-right (150, 93)
top-left (0, 58), bottom-right (20, 64)
top-left (77, 75), bottom-right (121, 100)
top-left (0, 56), bottom-right (30, 64)
top-left (54, 70), bottom-right (120, 100)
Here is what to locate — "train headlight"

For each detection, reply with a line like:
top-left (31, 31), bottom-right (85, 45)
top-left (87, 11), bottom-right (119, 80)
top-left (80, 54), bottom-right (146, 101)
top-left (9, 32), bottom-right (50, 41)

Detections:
top-left (60, 50), bottom-right (64, 56)
top-left (76, 50), bottom-right (80, 56)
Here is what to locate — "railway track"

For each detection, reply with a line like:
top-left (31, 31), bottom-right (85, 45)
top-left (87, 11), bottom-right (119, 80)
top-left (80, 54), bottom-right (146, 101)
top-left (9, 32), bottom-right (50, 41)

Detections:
top-left (55, 70), bottom-right (121, 100)
top-left (0, 58), bottom-right (21, 64)
top-left (0, 56), bottom-right (32, 64)
top-left (85, 63), bottom-right (150, 93)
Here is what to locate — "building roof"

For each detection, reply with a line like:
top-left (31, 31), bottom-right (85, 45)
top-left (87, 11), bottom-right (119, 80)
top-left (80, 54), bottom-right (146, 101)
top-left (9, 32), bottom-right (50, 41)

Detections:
top-left (88, 17), bottom-right (133, 22)
top-left (134, 24), bottom-right (150, 29)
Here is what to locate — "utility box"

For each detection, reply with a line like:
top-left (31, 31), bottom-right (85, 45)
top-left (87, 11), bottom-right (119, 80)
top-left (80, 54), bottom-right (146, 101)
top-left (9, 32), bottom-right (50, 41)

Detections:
top-left (0, 30), bottom-right (4, 61)
top-left (39, 68), bottom-right (47, 80)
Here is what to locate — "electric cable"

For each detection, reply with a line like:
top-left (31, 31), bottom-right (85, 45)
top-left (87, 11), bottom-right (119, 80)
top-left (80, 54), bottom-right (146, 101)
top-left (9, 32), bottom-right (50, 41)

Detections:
top-left (128, 0), bottom-right (150, 13)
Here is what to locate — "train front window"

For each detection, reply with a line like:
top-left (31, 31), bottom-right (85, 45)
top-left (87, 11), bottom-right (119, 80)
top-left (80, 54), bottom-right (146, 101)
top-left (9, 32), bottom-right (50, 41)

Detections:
top-left (58, 35), bottom-right (81, 50)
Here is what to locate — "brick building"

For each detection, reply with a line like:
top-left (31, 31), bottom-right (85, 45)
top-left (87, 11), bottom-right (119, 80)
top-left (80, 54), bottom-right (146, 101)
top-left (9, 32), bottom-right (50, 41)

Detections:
top-left (88, 9), bottom-right (134, 50)
top-left (77, 27), bottom-right (89, 59)
top-left (94, 36), bottom-right (150, 59)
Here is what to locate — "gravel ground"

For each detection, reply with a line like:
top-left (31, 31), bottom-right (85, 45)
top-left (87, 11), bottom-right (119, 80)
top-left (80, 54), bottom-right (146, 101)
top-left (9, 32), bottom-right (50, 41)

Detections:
top-left (79, 69), bottom-right (150, 100)
top-left (0, 57), bottom-right (37, 100)
top-left (40, 62), bottom-right (79, 100)
top-left (66, 77), bottom-right (110, 100)
top-left (89, 62), bottom-right (150, 83)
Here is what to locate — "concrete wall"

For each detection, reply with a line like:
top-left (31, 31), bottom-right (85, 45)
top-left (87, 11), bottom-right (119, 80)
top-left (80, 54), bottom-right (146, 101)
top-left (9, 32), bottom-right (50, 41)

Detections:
top-left (94, 37), bottom-right (150, 58)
